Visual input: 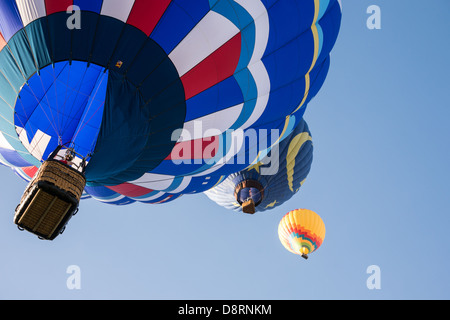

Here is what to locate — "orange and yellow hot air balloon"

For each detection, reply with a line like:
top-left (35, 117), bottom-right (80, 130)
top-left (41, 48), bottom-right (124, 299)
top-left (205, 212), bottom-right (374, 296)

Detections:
top-left (278, 209), bottom-right (326, 259)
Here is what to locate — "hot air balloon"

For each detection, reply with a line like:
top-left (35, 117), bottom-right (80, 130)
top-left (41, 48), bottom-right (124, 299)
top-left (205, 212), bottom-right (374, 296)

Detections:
top-left (278, 209), bottom-right (325, 259)
top-left (0, 0), bottom-right (342, 239)
top-left (205, 119), bottom-right (313, 214)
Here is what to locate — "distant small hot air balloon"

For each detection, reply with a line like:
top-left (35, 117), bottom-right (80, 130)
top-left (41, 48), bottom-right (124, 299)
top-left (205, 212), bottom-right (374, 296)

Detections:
top-left (278, 209), bottom-right (325, 260)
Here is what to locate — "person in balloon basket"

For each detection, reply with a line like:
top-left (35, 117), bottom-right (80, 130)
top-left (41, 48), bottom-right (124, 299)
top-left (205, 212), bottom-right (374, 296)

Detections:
top-left (240, 187), bottom-right (262, 204)
top-left (60, 151), bottom-right (75, 167)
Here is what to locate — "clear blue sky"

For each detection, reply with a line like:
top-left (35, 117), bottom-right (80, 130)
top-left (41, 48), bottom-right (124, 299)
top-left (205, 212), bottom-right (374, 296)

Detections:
top-left (1, 0), bottom-right (449, 300)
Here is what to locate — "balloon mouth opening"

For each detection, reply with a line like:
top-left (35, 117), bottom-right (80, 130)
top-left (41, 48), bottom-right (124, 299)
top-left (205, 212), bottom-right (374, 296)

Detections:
top-left (14, 61), bottom-right (108, 163)
top-left (292, 243), bottom-right (312, 259)
top-left (297, 247), bottom-right (310, 260)
top-left (234, 180), bottom-right (265, 214)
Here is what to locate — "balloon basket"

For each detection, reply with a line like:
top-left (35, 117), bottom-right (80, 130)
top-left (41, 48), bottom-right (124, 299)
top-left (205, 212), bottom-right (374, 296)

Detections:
top-left (14, 160), bottom-right (86, 240)
top-left (234, 180), bottom-right (264, 214)
top-left (242, 199), bottom-right (256, 214)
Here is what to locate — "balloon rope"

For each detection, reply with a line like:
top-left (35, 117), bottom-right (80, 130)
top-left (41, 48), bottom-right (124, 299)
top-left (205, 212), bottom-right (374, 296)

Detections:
top-left (71, 70), bottom-right (108, 147)
top-left (55, 63), bottom-right (89, 139)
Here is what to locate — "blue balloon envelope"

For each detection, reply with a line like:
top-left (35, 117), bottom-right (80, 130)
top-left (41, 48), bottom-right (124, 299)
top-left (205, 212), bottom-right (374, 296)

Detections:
top-left (205, 119), bottom-right (313, 213)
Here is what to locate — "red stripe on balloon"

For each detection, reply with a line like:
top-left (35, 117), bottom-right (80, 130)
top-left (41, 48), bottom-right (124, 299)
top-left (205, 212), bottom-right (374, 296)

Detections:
top-left (45, 0), bottom-right (73, 15)
top-left (166, 136), bottom-right (219, 160)
top-left (22, 166), bottom-right (39, 179)
top-left (181, 32), bottom-right (242, 100)
top-left (106, 182), bottom-right (154, 198)
top-left (127, 0), bottom-right (172, 36)
top-left (0, 32), bottom-right (6, 51)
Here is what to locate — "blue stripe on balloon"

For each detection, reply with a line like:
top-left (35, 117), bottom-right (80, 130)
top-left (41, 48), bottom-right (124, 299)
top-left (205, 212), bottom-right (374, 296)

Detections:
top-left (150, 0), bottom-right (210, 54)
top-left (74, 0), bottom-right (104, 13)
top-left (185, 76), bottom-right (243, 122)
top-left (0, 0), bottom-right (23, 42)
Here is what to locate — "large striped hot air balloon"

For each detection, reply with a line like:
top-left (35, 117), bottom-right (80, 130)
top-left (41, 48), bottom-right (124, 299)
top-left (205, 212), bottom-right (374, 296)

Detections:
top-left (278, 209), bottom-right (326, 259)
top-left (0, 0), bottom-right (342, 204)
top-left (0, 0), bottom-right (342, 239)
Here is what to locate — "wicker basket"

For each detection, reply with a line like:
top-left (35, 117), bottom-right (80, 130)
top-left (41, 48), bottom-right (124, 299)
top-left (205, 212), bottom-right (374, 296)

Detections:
top-left (14, 160), bottom-right (86, 240)
top-left (234, 180), bottom-right (264, 214)
top-left (242, 199), bottom-right (256, 214)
